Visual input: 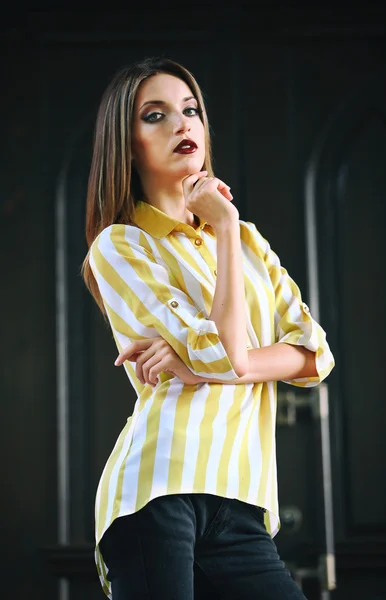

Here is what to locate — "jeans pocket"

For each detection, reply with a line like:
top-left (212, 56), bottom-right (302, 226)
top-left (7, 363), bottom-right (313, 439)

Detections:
top-left (238, 501), bottom-right (266, 526)
top-left (196, 496), bottom-right (227, 544)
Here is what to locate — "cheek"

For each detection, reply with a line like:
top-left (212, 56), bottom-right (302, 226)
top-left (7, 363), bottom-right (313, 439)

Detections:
top-left (133, 132), bottom-right (160, 163)
top-left (194, 120), bottom-right (206, 145)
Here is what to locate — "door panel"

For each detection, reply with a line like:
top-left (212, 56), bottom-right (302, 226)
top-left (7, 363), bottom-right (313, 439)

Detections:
top-left (2, 11), bottom-right (386, 600)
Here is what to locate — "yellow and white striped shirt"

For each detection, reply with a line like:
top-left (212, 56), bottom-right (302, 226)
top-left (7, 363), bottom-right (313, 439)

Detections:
top-left (90, 199), bottom-right (335, 599)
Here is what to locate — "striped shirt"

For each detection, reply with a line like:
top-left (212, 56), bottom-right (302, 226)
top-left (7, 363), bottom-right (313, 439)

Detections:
top-left (89, 199), bottom-right (335, 598)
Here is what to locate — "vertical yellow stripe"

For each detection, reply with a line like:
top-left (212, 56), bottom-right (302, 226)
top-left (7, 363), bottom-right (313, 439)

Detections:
top-left (100, 551), bottom-right (107, 580)
top-left (216, 385), bottom-right (246, 496)
top-left (96, 420), bottom-right (132, 540)
top-left (200, 239), bottom-right (217, 273)
top-left (256, 388), bottom-right (274, 502)
top-left (238, 395), bottom-right (258, 499)
top-left (135, 383), bottom-right (170, 510)
top-left (136, 385), bottom-right (154, 412)
top-left (193, 384), bottom-right (223, 489)
top-left (194, 238), bottom-right (217, 315)
top-left (97, 551), bottom-right (111, 598)
top-left (244, 271), bottom-right (263, 340)
top-left (167, 385), bottom-right (196, 491)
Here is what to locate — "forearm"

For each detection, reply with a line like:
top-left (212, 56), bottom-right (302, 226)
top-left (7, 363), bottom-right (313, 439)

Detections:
top-left (195, 343), bottom-right (318, 385)
top-left (210, 220), bottom-right (248, 376)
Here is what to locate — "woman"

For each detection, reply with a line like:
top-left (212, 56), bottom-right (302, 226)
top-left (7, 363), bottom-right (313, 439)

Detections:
top-left (83, 56), bottom-right (335, 600)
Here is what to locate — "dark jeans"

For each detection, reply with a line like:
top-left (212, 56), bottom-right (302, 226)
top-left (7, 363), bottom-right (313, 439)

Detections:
top-left (99, 493), bottom-right (307, 600)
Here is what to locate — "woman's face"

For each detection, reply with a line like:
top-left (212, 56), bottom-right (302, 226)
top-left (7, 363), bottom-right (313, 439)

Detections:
top-left (132, 73), bottom-right (206, 185)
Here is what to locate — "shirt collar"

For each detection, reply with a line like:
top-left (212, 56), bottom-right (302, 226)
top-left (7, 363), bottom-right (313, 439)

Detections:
top-left (132, 200), bottom-right (214, 239)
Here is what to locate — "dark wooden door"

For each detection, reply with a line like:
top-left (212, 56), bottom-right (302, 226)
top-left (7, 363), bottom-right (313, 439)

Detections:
top-left (2, 7), bottom-right (386, 600)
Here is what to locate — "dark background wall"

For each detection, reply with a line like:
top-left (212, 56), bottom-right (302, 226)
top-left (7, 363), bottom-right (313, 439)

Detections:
top-left (1, 4), bottom-right (386, 599)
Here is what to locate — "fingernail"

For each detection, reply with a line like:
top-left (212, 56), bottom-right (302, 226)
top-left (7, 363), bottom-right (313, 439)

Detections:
top-left (114, 359), bottom-right (119, 366)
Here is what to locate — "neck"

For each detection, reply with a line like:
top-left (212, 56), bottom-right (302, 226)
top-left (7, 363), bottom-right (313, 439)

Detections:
top-left (141, 176), bottom-right (197, 227)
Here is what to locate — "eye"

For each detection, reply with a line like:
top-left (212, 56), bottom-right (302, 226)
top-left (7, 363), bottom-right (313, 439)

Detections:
top-left (184, 107), bottom-right (200, 117)
top-left (142, 112), bottom-right (164, 123)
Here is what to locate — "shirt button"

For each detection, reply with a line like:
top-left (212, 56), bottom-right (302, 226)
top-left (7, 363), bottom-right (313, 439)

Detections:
top-left (194, 238), bottom-right (203, 246)
top-left (214, 269), bottom-right (217, 276)
top-left (170, 301), bottom-right (179, 308)
top-left (302, 303), bottom-right (310, 313)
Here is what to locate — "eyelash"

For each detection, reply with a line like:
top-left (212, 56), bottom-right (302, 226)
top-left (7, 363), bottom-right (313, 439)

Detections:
top-left (142, 107), bottom-right (201, 123)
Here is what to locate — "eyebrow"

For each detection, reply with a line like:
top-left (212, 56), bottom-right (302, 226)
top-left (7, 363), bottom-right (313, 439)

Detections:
top-left (138, 96), bottom-right (196, 111)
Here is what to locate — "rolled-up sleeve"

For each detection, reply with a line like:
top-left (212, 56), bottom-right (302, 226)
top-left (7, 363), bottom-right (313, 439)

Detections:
top-left (90, 224), bottom-right (239, 380)
top-left (246, 222), bottom-right (335, 388)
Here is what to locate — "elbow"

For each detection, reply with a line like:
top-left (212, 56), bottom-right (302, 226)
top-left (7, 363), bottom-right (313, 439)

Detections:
top-left (234, 366), bottom-right (248, 378)
top-left (305, 349), bottom-right (318, 378)
top-left (232, 356), bottom-right (249, 378)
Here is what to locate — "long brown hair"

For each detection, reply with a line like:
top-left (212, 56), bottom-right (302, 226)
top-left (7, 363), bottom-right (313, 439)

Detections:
top-left (81, 56), bottom-right (214, 314)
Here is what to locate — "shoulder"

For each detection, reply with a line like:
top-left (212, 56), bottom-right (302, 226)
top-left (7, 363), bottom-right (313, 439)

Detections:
top-left (91, 223), bottom-right (143, 255)
top-left (90, 223), bottom-right (156, 272)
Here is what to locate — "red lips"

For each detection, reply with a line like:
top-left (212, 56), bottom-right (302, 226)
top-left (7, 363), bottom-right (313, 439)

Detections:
top-left (173, 139), bottom-right (198, 153)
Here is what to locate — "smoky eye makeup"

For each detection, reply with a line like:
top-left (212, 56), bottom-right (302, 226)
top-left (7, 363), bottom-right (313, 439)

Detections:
top-left (184, 106), bottom-right (201, 116)
top-left (138, 104), bottom-right (158, 120)
top-left (142, 111), bottom-right (164, 123)
top-left (139, 97), bottom-right (201, 121)
top-left (141, 105), bottom-right (202, 124)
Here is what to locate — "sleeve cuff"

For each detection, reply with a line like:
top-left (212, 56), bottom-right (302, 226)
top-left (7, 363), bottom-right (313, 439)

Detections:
top-left (277, 304), bottom-right (335, 388)
top-left (167, 300), bottom-right (240, 379)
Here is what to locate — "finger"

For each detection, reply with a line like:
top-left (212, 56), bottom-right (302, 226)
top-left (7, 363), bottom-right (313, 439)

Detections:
top-left (127, 351), bottom-right (143, 363)
top-left (199, 177), bottom-right (233, 201)
top-left (133, 346), bottom-right (159, 383)
top-left (148, 357), bottom-right (171, 386)
top-left (182, 170), bottom-right (208, 196)
top-left (192, 176), bottom-right (219, 195)
top-left (130, 345), bottom-right (160, 384)
top-left (192, 171), bottom-right (209, 187)
top-left (221, 188), bottom-right (233, 200)
top-left (217, 180), bottom-right (233, 201)
top-left (142, 354), bottom-right (163, 386)
top-left (114, 339), bottom-right (153, 366)
top-left (190, 175), bottom-right (210, 194)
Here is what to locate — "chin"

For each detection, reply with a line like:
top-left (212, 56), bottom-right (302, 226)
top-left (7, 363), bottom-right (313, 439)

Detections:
top-left (176, 157), bottom-right (205, 178)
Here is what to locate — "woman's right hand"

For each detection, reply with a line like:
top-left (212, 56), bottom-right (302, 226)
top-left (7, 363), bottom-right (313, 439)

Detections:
top-left (182, 170), bottom-right (239, 230)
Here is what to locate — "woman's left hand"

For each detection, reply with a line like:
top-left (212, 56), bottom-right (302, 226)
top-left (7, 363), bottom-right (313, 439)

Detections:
top-left (114, 337), bottom-right (201, 387)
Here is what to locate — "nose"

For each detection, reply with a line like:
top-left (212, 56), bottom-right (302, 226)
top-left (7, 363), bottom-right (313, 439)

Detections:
top-left (173, 113), bottom-right (191, 135)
